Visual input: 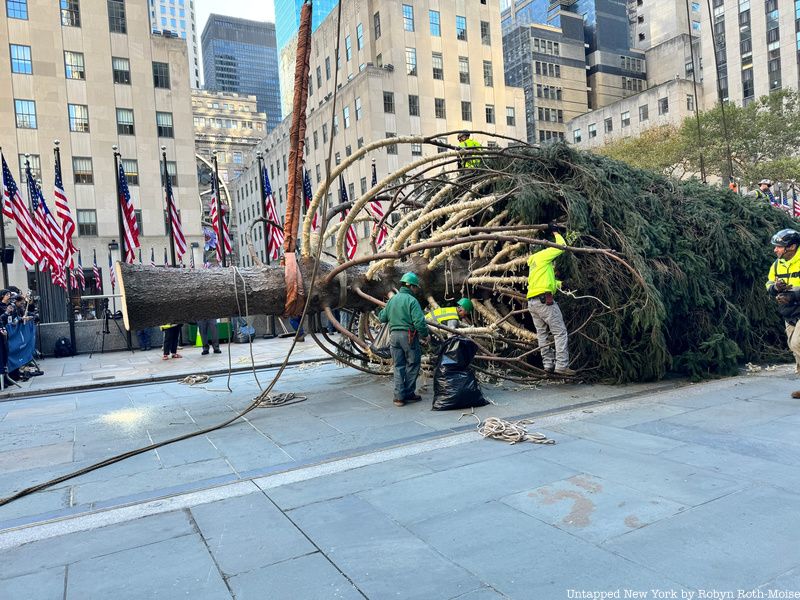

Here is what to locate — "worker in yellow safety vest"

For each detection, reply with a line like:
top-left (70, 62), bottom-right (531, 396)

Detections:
top-left (527, 222), bottom-right (576, 376)
top-left (457, 131), bottom-right (482, 169)
top-left (425, 298), bottom-right (474, 332)
top-left (766, 228), bottom-right (800, 374)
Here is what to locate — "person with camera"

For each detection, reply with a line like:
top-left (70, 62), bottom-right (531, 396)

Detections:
top-left (766, 229), bottom-right (800, 374)
top-left (527, 222), bottom-right (576, 377)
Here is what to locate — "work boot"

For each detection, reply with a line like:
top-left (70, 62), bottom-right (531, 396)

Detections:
top-left (393, 398), bottom-right (406, 407)
top-left (406, 394), bottom-right (422, 403)
top-left (213, 347), bottom-right (222, 354)
top-left (544, 366), bottom-right (555, 375)
top-left (554, 367), bottom-right (577, 377)
top-left (792, 391), bottom-right (800, 399)
top-left (201, 347), bottom-right (209, 355)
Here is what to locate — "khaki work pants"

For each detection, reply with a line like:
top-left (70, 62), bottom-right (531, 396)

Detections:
top-left (786, 321), bottom-right (800, 373)
top-left (528, 299), bottom-right (569, 371)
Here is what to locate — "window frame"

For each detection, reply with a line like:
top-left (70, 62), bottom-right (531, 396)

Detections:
top-left (72, 156), bottom-right (94, 185)
top-left (9, 44), bottom-right (32, 74)
top-left (76, 209), bottom-right (98, 236)
top-left (14, 99), bottom-right (36, 129)
top-left (61, 0), bottom-right (80, 27)
top-left (107, 0), bottom-right (126, 33)
top-left (6, 0), bottom-right (28, 20)
top-left (68, 103), bottom-right (90, 132)
top-left (152, 62), bottom-right (170, 89)
top-left (116, 107), bottom-right (135, 135)
top-left (455, 15), bottom-right (467, 41)
top-left (112, 56), bottom-right (131, 84)
top-left (156, 111), bottom-right (174, 138)
top-left (64, 50), bottom-right (86, 80)
top-left (429, 10), bottom-right (440, 36)
top-left (121, 158), bottom-right (139, 185)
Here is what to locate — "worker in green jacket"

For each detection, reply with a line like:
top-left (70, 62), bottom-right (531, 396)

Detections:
top-left (457, 131), bottom-right (482, 169)
top-left (527, 223), bottom-right (576, 376)
top-left (378, 272), bottom-right (430, 406)
top-left (425, 298), bottom-right (474, 332)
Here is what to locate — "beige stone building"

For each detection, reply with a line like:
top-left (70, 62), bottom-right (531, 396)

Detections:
top-left (0, 0), bottom-right (202, 294)
top-left (233, 0), bottom-right (526, 265)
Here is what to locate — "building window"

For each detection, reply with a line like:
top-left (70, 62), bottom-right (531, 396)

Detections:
top-left (112, 57), bottom-right (131, 84)
top-left (77, 209), bottom-right (97, 236)
top-left (61, 0), bottom-right (80, 26)
top-left (480, 21), bottom-right (491, 45)
top-left (639, 104), bottom-right (649, 121)
top-left (68, 104), bottom-right (90, 132)
top-left (483, 61), bottom-right (493, 87)
top-left (506, 107), bottom-right (516, 126)
top-left (386, 133), bottom-right (397, 155)
top-left (686, 95), bottom-right (695, 111)
top-left (355, 96), bottom-right (362, 120)
top-left (432, 53), bottom-right (443, 80)
top-left (588, 123), bottom-right (597, 138)
top-left (402, 4), bottom-right (414, 31)
top-left (332, 115), bottom-right (339, 136)
top-left (334, 152), bottom-right (341, 166)
top-left (121, 158), bottom-right (138, 185)
top-left (72, 157), bottom-right (93, 184)
top-left (374, 11), bottom-right (381, 39)
top-left (409, 94), bottom-right (420, 116)
top-left (621, 111), bottom-right (631, 127)
top-left (325, 57), bottom-right (331, 79)
top-left (742, 66), bottom-right (754, 98)
top-left (658, 97), bottom-right (669, 115)
top-left (573, 129), bottom-right (582, 143)
top-left (116, 108), bottom-right (134, 135)
top-left (604, 117), bottom-right (613, 133)
top-left (64, 51), bottom-right (85, 80)
top-left (345, 35), bottom-right (352, 61)
top-left (461, 101), bottom-right (472, 121)
top-left (429, 9), bottom-right (440, 36)
top-left (456, 15), bottom-right (467, 41)
top-left (161, 161), bottom-right (177, 186)
top-left (14, 99), bottom-right (36, 129)
top-left (485, 104), bottom-right (495, 124)
top-left (156, 112), bottom-right (173, 138)
top-left (107, 0), bottom-right (126, 33)
top-left (435, 98), bottom-right (446, 119)
top-left (152, 62), bottom-right (170, 88)
top-left (411, 143), bottom-right (422, 156)
top-left (458, 57), bottom-right (470, 84)
top-left (383, 91), bottom-right (395, 114)
top-left (343, 106), bottom-right (351, 128)
top-left (356, 23), bottom-right (364, 49)
top-left (10, 44), bottom-right (32, 74)
top-left (406, 47), bottom-right (417, 76)
top-left (6, 0), bottom-right (27, 19)
top-left (322, 123), bottom-right (328, 143)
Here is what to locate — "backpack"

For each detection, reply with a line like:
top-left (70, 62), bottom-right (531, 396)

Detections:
top-left (53, 337), bottom-right (73, 358)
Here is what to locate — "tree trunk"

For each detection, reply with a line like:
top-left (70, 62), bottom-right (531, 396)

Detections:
top-left (116, 257), bottom-right (473, 330)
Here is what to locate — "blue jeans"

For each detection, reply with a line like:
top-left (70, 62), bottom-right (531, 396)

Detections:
top-left (136, 329), bottom-right (151, 350)
top-left (289, 317), bottom-right (304, 335)
top-left (390, 330), bottom-right (421, 400)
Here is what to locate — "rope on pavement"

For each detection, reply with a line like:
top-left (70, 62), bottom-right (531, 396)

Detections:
top-left (255, 392), bottom-right (308, 408)
top-left (460, 412), bottom-right (556, 445)
top-left (178, 374), bottom-right (211, 386)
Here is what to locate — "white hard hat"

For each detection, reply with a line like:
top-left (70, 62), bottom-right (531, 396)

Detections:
top-left (759, 179), bottom-right (773, 186)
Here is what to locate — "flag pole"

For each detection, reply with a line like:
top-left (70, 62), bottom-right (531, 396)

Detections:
top-left (256, 151), bottom-right (270, 266)
top-left (161, 146), bottom-right (177, 267)
top-left (0, 147), bottom-right (8, 288)
top-left (212, 152), bottom-right (226, 267)
top-left (55, 141), bottom-right (76, 353)
top-left (112, 146), bottom-right (127, 265)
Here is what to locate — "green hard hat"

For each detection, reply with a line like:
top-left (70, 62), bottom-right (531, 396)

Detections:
top-left (400, 272), bottom-right (420, 286)
top-left (457, 298), bottom-right (474, 313)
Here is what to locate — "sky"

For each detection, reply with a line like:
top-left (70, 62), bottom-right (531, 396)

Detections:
top-left (196, 0), bottom-right (276, 36)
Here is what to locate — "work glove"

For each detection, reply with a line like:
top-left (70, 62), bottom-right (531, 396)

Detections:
top-left (776, 293), bottom-right (792, 305)
top-left (775, 280), bottom-right (792, 293)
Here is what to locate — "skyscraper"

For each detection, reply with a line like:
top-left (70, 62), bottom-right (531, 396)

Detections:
top-left (201, 15), bottom-right (282, 132)
top-left (148, 0), bottom-right (200, 88)
top-left (274, 0), bottom-right (339, 117)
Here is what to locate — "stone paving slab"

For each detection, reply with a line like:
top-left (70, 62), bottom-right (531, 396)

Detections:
top-left (1, 566), bottom-right (65, 600)
top-left (603, 486), bottom-right (800, 590)
top-left (288, 494), bottom-right (482, 600)
top-left (226, 552), bottom-right (364, 600)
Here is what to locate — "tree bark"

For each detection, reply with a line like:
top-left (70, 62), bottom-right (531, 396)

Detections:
top-left (116, 257), bottom-right (473, 331)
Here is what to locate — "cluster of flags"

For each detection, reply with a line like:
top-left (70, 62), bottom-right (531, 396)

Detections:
top-left (0, 147), bottom-right (190, 295)
top-left (764, 186), bottom-right (800, 218)
top-left (209, 171), bottom-right (232, 265)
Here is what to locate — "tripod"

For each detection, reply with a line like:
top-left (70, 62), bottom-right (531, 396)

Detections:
top-left (89, 299), bottom-right (133, 358)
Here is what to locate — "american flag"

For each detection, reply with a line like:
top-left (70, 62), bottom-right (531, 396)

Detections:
top-left (117, 160), bottom-right (140, 263)
top-left (793, 186), bottom-right (800, 219)
top-left (70, 270), bottom-right (77, 290)
top-left (93, 249), bottom-right (101, 293)
top-left (76, 250), bottom-right (86, 290)
top-left (53, 152), bottom-right (77, 265)
top-left (164, 165), bottom-right (187, 261)
top-left (339, 175), bottom-right (358, 260)
top-left (3, 154), bottom-right (42, 269)
top-left (37, 187), bottom-right (67, 289)
top-left (108, 249), bottom-right (116, 292)
top-left (27, 172), bottom-right (55, 276)
top-left (1, 155), bottom-right (12, 221)
top-left (303, 169), bottom-right (318, 231)
top-left (262, 166), bottom-right (284, 260)
top-left (368, 160), bottom-right (388, 247)
top-left (150, 247), bottom-right (156, 267)
top-left (209, 173), bottom-right (232, 265)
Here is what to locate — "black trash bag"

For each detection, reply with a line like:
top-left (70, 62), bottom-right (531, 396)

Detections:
top-left (432, 336), bottom-right (487, 411)
top-left (53, 337), bottom-right (72, 358)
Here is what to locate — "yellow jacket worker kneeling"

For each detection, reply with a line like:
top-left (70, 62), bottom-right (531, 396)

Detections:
top-left (425, 298), bottom-right (474, 333)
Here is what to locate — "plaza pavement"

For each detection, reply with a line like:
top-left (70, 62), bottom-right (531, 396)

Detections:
top-left (0, 358), bottom-right (799, 599)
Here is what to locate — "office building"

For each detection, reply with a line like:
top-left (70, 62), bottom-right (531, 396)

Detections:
top-left (0, 0), bottom-right (203, 293)
top-left (503, 13), bottom-right (589, 143)
top-left (201, 15), bottom-right (282, 132)
top-left (699, 0), bottom-right (799, 107)
top-left (275, 0), bottom-right (338, 117)
top-left (148, 0), bottom-right (200, 88)
top-left (233, 0), bottom-right (526, 265)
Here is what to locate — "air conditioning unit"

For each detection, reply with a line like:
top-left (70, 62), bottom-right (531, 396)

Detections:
top-left (384, 64), bottom-right (394, 72)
